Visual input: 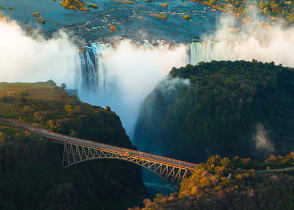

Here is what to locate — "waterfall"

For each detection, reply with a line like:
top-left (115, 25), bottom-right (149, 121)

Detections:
top-left (79, 42), bottom-right (113, 97)
top-left (189, 41), bottom-right (216, 65)
top-left (80, 46), bottom-right (98, 92)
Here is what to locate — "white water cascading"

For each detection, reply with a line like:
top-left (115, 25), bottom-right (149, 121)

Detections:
top-left (79, 42), bottom-right (113, 95)
top-left (189, 41), bottom-right (215, 64)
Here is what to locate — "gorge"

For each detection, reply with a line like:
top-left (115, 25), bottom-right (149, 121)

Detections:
top-left (2, 1), bottom-right (294, 208)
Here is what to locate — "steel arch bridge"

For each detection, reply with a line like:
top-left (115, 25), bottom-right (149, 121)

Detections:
top-left (0, 118), bottom-right (196, 185)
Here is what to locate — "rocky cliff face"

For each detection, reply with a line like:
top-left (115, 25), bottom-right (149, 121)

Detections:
top-left (135, 60), bottom-right (294, 162)
top-left (0, 82), bottom-right (146, 210)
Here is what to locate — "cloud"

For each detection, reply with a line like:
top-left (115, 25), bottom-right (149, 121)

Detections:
top-left (159, 77), bottom-right (190, 92)
top-left (0, 18), bottom-right (81, 88)
top-left (254, 123), bottom-right (274, 152)
top-left (198, 9), bottom-right (294, 68)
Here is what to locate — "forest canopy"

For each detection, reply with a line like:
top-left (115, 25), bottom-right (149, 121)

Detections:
top-left (135, 60), bottom-right (294, 162)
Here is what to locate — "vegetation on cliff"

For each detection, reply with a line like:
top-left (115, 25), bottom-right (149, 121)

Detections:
top-left (150, 13), bottom-right (168, 20)
top-left (135, 60), bottom-right (294, 162)
top-left (0, 82), bottom-right (146, 209)
top-left (136, 152), bottom-right (294, 209)
top-left (59, 0), bottom-right (98, 11)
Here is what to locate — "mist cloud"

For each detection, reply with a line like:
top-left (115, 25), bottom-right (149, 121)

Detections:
top-left (102, 40), bottom-right (189, 102)
top-left (159, 77), bottom-right (190, 92)
top-left (200, 11), bottom-right (294, 67)
top-left (0, 19), bottom-right (80, 88)
top-left (254, 123), bottom-right (274, 152)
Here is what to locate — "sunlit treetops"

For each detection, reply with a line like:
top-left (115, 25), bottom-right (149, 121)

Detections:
top-left (150, 13), bottom-right (168, 20)
top-left (189, 0), bottom-right (294, 23)
top-left (136, 152), bottom-right (294, 209)
top-left (59, 0), bottom-right (98, 11)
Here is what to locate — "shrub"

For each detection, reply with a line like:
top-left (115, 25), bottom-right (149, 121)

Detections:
top-left (34, 111), bottom-right (47, 122)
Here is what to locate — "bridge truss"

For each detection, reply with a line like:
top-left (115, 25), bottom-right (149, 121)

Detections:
top-left (62, 143), bottom-right (192, 184)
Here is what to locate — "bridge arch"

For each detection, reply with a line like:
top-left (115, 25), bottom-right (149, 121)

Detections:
top-left (62, 143), bottom-right (193, 185)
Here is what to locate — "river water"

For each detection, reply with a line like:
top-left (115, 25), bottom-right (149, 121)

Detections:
top-left (0, 0), bottom-right (220, 42)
